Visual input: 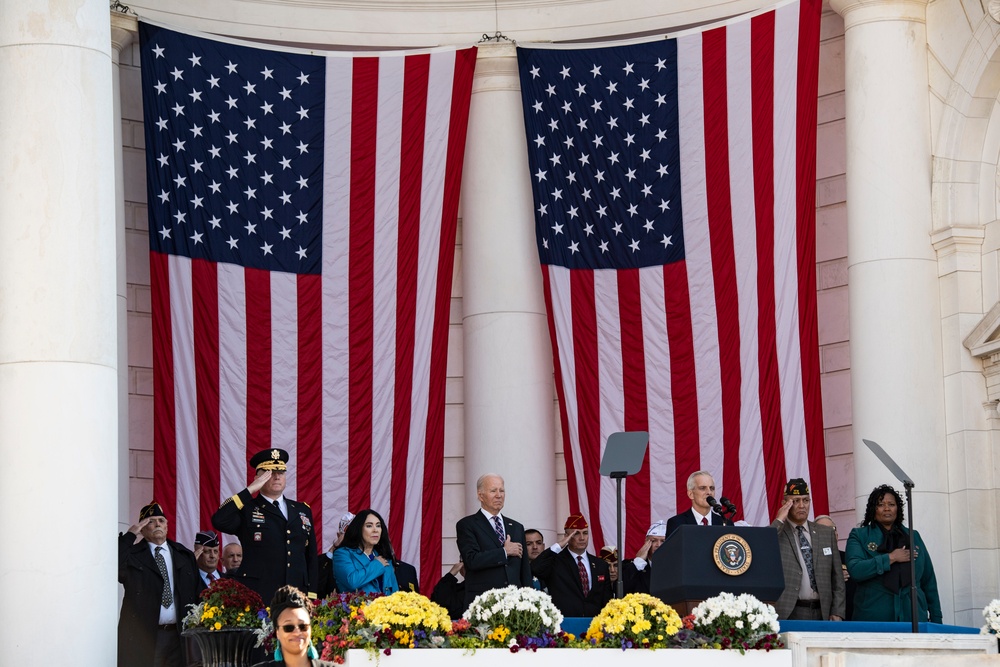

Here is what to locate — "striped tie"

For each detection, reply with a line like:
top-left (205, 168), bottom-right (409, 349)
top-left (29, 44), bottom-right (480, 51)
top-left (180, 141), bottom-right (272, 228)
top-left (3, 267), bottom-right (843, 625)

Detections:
top-left (492, 515), bottom-right (504, 545)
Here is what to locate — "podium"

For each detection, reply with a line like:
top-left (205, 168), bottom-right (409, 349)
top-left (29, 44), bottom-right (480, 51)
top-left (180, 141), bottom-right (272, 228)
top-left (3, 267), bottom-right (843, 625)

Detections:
top-left (649, 525), bottom-right (783, 615)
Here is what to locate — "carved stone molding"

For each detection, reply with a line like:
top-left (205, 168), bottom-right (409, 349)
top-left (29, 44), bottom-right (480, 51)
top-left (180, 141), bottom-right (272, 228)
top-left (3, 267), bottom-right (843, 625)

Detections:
top-left (989, 0), bottom-right (1000, 24)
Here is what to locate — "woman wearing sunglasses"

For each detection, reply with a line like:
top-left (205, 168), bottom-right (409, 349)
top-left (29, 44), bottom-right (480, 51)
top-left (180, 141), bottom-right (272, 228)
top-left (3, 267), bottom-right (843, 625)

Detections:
top-left (253, 586), bottom-right (335, 667)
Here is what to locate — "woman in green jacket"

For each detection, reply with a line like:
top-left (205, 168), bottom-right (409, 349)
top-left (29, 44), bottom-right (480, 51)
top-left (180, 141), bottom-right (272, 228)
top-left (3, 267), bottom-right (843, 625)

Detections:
top-left (845, 485), bottom-right (942, 623)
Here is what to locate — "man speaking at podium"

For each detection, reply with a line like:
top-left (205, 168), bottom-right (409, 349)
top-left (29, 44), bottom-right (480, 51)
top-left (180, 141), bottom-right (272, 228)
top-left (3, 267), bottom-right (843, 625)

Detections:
top-left (665, 470), bottom-right (734, 537)
top-left (770, 478), bottom-right (845, 621)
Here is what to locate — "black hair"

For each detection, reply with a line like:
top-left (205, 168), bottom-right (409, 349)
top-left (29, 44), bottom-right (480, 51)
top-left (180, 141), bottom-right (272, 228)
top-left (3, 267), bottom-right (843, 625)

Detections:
top-left (341, 509), bottom-right (395, 561)
top-left (524, 528), bottom-right (542, 538)
top-left (860, 484), bottom-right (905, 529)
top-left (269, 585), bottom-right (311, 625)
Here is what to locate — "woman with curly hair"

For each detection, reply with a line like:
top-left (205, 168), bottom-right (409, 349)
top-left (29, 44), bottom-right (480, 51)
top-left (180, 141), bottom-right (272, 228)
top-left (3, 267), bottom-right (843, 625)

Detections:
top-left (331, 509), bottom-right (399, 594)
top-left (253, 585), bottom-right (336, 667)
top-left (845, 485), bottom-right (942, 623)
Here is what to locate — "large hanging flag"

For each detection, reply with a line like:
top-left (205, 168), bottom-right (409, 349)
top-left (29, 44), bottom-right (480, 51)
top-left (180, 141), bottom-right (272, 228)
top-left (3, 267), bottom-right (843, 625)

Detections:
top-left (140, 21), bottom-right (476, 591)
top-left (516, 0), bottom-right (825, 554)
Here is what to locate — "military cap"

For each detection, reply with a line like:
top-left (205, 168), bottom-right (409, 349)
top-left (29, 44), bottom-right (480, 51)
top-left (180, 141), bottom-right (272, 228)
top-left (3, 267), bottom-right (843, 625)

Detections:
top-left (139, 501), bottom-right (165, 521)
top-left (195, 530), bottom-right (219, 548)
top-left (784, 478), bottom-right (810, 496)
top-left (249, 448), bottom-right (289, 472)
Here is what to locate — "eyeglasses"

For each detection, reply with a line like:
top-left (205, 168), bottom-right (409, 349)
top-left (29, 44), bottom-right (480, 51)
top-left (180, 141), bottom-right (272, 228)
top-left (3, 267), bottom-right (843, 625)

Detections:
top-left (279, 623), bottom-right (310, 633)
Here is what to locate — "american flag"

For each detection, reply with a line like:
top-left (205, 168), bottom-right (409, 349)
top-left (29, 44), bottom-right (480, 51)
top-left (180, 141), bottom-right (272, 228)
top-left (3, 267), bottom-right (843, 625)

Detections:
top-left (516, 0), bottom-right (826, 555)
top-left (140, 22), bottom-right (476, 592)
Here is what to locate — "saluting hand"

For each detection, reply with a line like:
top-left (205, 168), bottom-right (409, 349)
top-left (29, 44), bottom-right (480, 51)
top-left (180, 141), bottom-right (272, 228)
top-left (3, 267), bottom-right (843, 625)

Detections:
top-left (128, 518), bottom-right (150, 545)
top-left (247, 470), bottom-right (272, 494)
top-left (634, 537), bottom-right (654, 561)
top-left (503, 535), bottom-right (523, 558)
top-left (774, 498), bottom-right (793, 524)
top-left (558, 529), bottom-right (580, 549)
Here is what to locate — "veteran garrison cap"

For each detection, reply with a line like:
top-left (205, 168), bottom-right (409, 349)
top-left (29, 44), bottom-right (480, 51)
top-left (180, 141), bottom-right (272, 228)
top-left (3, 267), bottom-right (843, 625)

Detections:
top-left (564, 513), bottom-right (589, 531)
top-left (195, 530), bottom-right (219, 548)
top-left (250, 448), bottom-right (289, 472)
top-left (646, 520), bottom-right (667, 537)
top-left (784, 478), bottom-right (810, 496)
top-left (139, 501), bottom-right (165, 521)
top-left (599, 545), bottom-right (618, 563)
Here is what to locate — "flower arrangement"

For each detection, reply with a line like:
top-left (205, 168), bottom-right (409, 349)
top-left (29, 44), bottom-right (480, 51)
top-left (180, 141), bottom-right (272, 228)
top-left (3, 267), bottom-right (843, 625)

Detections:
top-left (313, 591), bottom-right (382, 661)
top-left (690, 592), bottom-right (783, 652)
top-left (181, 578), bottom-right (269, 646)
top-left (358, 591), bottom-right (453, 652)
top-left (980, 599), bottom-right (1000, 635)
top-left (584, 593), bottom-right (699, 649)
top-left (463, 585), bottom-right (563, 638)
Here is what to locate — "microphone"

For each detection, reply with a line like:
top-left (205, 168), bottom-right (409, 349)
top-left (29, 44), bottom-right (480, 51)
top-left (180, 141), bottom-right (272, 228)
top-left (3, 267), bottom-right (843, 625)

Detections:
top-left (720, 497), bottom-right (738, 516)
top-left (706, 495), bottom-right (724, 515)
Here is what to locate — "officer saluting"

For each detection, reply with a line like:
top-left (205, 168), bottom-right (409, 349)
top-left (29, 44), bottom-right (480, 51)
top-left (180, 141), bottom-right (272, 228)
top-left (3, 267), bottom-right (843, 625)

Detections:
top-left (212, 448), bottom-right (318, 605)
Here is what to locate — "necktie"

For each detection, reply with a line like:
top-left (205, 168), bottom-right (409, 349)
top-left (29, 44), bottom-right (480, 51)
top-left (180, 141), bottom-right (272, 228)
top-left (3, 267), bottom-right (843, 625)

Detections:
top-left (207, 572), bottom-right (216, 583)
top-left (701, 517), bottom-right (708, 526)
top-left (577, 555), bottom-right (589, 594)
top-left (797, 525), bottom-right (818, 592)
top-left (492, 515), bottom-right (505, 545)
top-left (154, 546), bottom-right (172, 608)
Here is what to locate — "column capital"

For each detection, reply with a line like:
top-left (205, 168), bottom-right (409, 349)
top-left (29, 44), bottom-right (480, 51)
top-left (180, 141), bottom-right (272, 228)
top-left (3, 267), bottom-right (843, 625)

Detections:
top-left (110, 11), bottom-right (138, 59)
top-left (830, 0), bottom-right (928, 28)
top-left (472, 41), bottom-right (519, 94)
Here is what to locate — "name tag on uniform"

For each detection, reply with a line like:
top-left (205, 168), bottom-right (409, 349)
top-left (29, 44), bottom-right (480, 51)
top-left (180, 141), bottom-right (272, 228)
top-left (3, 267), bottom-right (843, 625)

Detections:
top-left (823, 547), bottom-right (832, 556)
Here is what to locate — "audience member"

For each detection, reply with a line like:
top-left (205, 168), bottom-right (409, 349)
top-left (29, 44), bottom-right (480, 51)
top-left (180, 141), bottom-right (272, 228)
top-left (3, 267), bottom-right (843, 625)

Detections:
top-left (770, 478), bottom-right (845, 621)
top-left (221, 542), bottom-right (243, 575)
top-left (194, 530), bottom-right (221, 590)
top-left (621, 520), bottom-right (665, 594)
top-left (846, 484), bottom-right (942, 623)
top-left (332, 509), bottom-right (399, 594)
top-left (212, 448), bottom-right (319, 604)
top-left (252, 585), bottom-right (336, 667)
top-left (431, 560), bottom-right (466, 620)
top-left (456, 473), bottom-right (532, 610)
top-left (118, 501), bottom-right (199, 667)
top-left (530, 514), bottom-right (612, 617)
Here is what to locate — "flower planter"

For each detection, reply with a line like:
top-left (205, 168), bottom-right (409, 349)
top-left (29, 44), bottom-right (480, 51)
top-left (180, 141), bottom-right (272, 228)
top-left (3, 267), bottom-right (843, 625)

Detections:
top-left (183, 628), bottom-right (259, 667)
top-left (341, 647), bottom-right (792, 667)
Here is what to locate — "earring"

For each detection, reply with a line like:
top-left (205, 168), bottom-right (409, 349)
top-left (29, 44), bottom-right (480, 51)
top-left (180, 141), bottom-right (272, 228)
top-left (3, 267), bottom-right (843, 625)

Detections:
top-left (273, 645), bottom-right (283, 662)
top-left (307, 644), bottom-right (320, 659)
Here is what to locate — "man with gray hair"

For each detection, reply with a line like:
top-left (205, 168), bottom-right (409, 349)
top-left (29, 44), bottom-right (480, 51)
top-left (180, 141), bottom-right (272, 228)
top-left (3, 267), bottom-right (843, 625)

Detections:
top-left (456, 473), bottom-right (532, 610)
top-left (665, 470), bottom-right (734, 537)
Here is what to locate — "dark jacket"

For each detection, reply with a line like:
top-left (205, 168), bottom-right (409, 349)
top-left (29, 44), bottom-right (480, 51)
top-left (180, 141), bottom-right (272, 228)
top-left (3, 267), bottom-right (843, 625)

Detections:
top-left (456, 511), bottom-right (532, 610)
top-left (431, 572), bottom-right (466, 620)
top-left (665, 509), bottom-right (733, 538)
top-left (531, 547), bottom-right (613, 617)
top-left (212, 489), bottom-right (319, 604)
top-left (118, 533), bottom-right (200, 667)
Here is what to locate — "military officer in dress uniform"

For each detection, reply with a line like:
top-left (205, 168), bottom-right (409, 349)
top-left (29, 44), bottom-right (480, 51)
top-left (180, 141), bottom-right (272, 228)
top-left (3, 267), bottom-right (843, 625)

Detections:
top-left (211, 448), bottom-right (318, 605)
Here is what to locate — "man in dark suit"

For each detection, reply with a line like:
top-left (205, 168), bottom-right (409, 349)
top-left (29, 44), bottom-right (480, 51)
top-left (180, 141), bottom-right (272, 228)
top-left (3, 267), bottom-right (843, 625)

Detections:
top-left (531, 514), bottom-right (612, 617)
top-left (118, 501), bottom-right (200, 667)
top-left (456, 473), bottom-right (532, 610)
top-left (665, 470), bottom-right (734, 537)
top-left (212, 448), bottom-right (318, 606)
top-left (771, 478), bottom-right (845, 621)
top-left (194, 530), bottom-right (221, 591)
top-left (393, 558), bottom-right (420, 593)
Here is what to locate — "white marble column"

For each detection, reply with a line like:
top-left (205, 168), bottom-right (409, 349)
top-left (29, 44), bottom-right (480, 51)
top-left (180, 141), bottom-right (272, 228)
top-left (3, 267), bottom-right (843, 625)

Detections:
top-left (831, 0), bottom-right (953, 619)
top-left (461, 42), bottom-right (556, 537)
top-left (112, 12), bottom-right (137, 532)
top-left (0, 1), bottom-right (120, 663)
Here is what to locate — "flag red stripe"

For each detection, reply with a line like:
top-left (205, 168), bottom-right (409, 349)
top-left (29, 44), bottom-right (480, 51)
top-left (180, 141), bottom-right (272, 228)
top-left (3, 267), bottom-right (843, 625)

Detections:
top-left (193, 258), bottom-right (221, 533)
top-left (617, 269), bottom-right (650, 554)
top-left (418, 47), bottom-right (477, 590)
top-left (663, 261), bottom-right (699, 510)
top-left (702, 28), bottom-right (743, 504)
top-left (796, 0), bottom-right (827, 515)
top-left (391, 54), bottom-right (429, 555)
top-left (542, 266), bottom-right (578, 520)
top-left (297, 274), bottom-right (323, 546)
top-left (245, 268), bottom-right (272, 455)
top-left (751, 11), bottom-right (783, 519)
top-left (570, 269), bottom-right (604, 547)
top-left (151, 251), bottom-right (178, 536)
top-left (348, 58), bottom-right (379, 512)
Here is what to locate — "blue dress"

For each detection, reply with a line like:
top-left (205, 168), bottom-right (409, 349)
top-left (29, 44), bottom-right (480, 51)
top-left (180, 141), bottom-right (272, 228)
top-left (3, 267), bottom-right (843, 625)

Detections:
top-left (331, 547), bottom-right (399, 594)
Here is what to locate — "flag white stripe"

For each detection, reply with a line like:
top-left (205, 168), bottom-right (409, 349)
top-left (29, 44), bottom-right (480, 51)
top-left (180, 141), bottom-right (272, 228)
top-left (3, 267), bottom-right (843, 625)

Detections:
top-left (640, 266), bottom-right (675, 522)
top-left (218, 263), bottom-right (248, 508)
top-left (271, 272), bottom-right (299, 497)
top-left (322, 56), bottom-right (353, 531)
top-left (170, 255), bottom-right (199, 548)
top-left (594, 269), bottom-right (625, 547)
top-left (370, 57), bottom-right (405, 517)
top-left (676, 33), bottom-right (724, 473)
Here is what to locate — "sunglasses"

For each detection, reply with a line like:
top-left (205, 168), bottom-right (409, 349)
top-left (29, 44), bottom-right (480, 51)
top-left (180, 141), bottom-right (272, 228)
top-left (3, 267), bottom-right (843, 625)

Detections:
top-left (279, 623), bottom-right (311, 633)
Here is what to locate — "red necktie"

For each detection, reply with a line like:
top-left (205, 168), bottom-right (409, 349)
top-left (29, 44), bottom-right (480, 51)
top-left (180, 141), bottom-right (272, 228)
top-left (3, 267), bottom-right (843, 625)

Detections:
top-left (577, 555), bottom-right (589, 594)
top-left (701, 517), bottom-right (708, 526)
